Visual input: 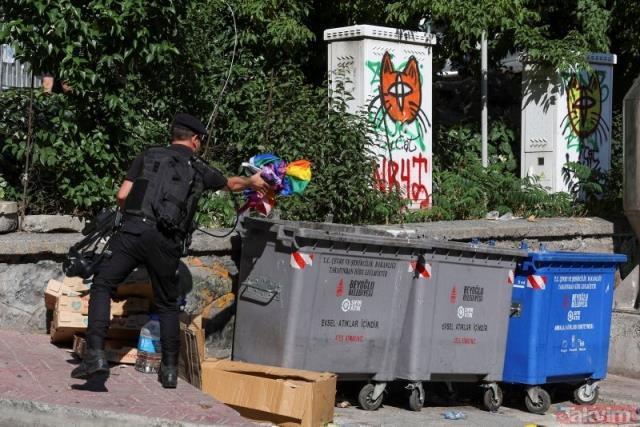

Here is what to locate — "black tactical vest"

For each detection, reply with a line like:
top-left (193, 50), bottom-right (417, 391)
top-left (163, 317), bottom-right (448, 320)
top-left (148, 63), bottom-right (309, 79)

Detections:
top-left (124, 147), bottom-right (205, 236)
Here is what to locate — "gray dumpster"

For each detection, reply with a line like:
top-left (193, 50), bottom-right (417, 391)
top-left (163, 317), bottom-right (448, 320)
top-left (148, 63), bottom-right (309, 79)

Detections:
top-left (233, 217), bottom-right (526, 411)
top-left (396, 245), bottom-right (527, 411)
top-left (233, 216), bottom-right (417, 383)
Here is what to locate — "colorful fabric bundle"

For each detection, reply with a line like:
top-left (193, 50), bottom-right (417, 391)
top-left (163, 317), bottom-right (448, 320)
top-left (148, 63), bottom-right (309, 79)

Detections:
top-left (239, 154), bottom-right (312, 215)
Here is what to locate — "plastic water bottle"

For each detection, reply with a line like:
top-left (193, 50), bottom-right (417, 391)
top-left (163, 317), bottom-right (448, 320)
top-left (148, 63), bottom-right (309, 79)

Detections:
top-left (135, 314), bottom-right (162, 374)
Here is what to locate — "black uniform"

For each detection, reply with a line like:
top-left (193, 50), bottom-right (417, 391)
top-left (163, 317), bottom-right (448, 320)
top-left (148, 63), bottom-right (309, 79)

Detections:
top-left (85, 144), bottom-right (227, 366)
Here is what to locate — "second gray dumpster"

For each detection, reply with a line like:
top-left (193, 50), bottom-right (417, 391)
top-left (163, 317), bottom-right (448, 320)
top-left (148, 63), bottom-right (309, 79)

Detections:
top-left (396, 243), bottom-right (527, 411)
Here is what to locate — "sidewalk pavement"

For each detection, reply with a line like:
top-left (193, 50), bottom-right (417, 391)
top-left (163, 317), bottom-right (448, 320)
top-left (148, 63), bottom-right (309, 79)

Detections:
top-left (0, 329), bottom-right (250, 426)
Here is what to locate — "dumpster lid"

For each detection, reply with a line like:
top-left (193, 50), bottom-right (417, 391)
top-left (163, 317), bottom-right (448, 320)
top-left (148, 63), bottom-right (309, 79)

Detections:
top-left (527, 251), bottom-right (627, 264)
top-left (242, 217), bottom-right (528, 258)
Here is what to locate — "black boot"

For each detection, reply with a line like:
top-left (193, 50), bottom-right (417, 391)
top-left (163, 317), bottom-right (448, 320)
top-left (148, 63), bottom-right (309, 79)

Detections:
top-left (158, 363), bottom-right (178, 388)
top-left (71, 349), bottom-right (109, 379)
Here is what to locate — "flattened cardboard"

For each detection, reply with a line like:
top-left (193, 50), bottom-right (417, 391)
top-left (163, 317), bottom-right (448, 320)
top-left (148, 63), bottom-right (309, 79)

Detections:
top-left (51, 312), bottom-right (149, 344)
top-left (178, 311), bottom-right (206, 388)
top-left (201, 359), bottom-right (336, 427)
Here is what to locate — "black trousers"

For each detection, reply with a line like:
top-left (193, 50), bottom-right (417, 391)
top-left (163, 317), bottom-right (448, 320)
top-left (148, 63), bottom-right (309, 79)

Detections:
top-left (86, 220), bottom-right (183, 365)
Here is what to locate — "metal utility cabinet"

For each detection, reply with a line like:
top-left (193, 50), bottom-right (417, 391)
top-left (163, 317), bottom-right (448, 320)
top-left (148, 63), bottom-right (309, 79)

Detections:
top-left (324, 25), bottom-right (436, 209)
top-left (521, 53), bottom-right (616, 193)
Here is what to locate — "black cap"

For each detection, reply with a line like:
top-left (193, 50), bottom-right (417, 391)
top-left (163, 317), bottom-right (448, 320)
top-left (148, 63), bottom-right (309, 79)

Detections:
top-left (172, 113), bottom-right (207, 136)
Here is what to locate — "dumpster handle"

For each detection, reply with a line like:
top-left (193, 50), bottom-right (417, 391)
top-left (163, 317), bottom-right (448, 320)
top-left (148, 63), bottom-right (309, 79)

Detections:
top-left (277, 226), bottom-right (298, 249)
top-left (240, 282), bottom-right (279, 305)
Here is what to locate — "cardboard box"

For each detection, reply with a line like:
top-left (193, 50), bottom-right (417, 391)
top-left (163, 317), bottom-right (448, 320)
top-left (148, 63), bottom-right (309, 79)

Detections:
top-left (201, 359), bottom-right (336, 427)
top-left (45, 279), bottom-right (86, 310)
top-left (56, 294), bottom-right (91, 314)
top-left (62, 276), bottom-right (91, 291)
top-left (56, 295), bottom-right (149, 316)
top-left (109, 314), bottom-right (149, 330)
top-left (50, 310), bottom-right (89, 343)
top-left (73, 335), bottom-right (138, 365)
top-left (51, 312), bottom-right (149, 344)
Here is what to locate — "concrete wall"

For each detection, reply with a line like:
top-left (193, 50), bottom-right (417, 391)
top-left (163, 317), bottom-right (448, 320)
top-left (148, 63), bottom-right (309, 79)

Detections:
top-left (1, 216), bottom-right (638, 376)
top-left (609, 310), bottom-right (640, 379)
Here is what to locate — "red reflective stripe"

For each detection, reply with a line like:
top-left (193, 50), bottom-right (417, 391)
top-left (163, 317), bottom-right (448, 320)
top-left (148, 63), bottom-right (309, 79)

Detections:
top-left (416, 262), bottom-right (431, 278)
top-left (527, 275), bottom-right (546, 290)
top-left (291, 251), bottom-right (306, 269)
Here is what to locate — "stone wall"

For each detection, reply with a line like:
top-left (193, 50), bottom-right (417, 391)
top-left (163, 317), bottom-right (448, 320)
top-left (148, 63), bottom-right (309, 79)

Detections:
top-left (1, 215), bottom-right (638, 375)
top-left (0, 225), bottom-right (239, 357)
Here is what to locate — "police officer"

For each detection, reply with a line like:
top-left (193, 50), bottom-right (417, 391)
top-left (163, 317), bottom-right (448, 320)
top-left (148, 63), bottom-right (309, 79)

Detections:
top-left (71, 113), bottom-right (268, 388)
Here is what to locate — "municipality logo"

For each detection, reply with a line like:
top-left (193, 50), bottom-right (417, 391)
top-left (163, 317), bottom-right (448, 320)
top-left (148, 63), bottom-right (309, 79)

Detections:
top-left (341, 298), bottom-right (362, 312)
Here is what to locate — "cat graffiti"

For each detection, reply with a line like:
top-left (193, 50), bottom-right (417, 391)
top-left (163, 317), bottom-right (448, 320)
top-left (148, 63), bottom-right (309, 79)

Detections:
top-left (561, 70), bottom-right (611, 171)
top-left (367, 52), bottom-right (431, 152)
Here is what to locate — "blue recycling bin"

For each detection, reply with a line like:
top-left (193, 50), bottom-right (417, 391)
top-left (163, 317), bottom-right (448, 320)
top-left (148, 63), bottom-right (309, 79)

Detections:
top-left (503, 251), bottom-right (627, 414)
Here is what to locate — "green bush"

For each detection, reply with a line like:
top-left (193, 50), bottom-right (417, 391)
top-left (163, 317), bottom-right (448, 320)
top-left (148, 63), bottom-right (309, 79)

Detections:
top-left (404, 121), bottom-right (579, 222)
top-left (0, 89), bottom-right (162, 213)
top-left (0, 0), bottom-right (625, 225)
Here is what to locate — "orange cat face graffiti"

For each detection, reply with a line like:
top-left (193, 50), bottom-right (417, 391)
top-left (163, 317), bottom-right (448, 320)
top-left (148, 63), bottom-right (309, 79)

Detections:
top-left (566, 73), bottom-right (602, 138)
top-left (380, 52), bottom-right (422, 124)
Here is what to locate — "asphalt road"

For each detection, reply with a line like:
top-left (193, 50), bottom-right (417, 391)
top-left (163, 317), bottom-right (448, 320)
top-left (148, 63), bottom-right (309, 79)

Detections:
top-left (332, 378), bottom-right (640, 427)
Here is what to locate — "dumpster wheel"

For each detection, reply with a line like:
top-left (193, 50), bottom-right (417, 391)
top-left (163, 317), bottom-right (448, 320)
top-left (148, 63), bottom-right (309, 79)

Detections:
top-left (358, 383), bottom-right (384, 411)
top-left (481, 383), bottom-right (503, 412)
top-left (574, 383), bottom-right (599, 405)
top-left (524, 387), bottom-right (551, 414)
top-left (406, 382), bottom-right (425, 411)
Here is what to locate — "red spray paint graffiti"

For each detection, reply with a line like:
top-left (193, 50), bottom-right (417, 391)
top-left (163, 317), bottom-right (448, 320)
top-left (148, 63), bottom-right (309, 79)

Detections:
top-left (374, 153), bottom-right (431, 208)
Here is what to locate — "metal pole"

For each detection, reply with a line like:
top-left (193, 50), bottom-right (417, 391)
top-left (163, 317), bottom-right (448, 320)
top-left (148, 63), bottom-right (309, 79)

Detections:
top-left (0, 46), bottom-right (4, 91)
top-left (481, 31), bottom-right (488, 168)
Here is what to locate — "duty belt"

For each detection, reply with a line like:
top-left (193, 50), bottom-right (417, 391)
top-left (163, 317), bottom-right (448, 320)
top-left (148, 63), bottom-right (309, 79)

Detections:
top-left (123, 214), bottom-right (157, 226)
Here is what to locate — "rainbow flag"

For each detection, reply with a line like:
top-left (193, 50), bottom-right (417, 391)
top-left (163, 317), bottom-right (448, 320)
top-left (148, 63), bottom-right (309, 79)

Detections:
top-left (240, 154), bottom-right (312, 215)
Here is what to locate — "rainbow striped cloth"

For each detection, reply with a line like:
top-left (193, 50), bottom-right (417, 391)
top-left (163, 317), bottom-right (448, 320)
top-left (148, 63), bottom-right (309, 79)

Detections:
top-left (240, 153), bottom-right (312, 215)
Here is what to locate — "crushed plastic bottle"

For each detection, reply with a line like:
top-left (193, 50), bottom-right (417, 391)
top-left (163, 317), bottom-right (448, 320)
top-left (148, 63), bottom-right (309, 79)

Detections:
top-left (485, 210), bottom-right (500, 220)
top-left (442, 410), bottom-right (467, 420)
top-left (135, 314), bottom-right (161, 374)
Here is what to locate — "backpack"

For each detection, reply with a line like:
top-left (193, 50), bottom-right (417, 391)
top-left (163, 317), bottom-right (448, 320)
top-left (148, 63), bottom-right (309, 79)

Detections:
top-left (124, 147), bottom-right (204, 235)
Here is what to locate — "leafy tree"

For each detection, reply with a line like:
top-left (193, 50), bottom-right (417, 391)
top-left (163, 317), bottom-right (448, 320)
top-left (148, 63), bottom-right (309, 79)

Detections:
top-left (0, 0), bottom-right (186, 212)
top-left (608, 0), bottom-right (640, 106)
top-left (0, 0), bottom-right (631, 223)
top-left (0, 0), bottom-right (406, 224)
top-left (386, 0), bottom-right (610, 73)
top-left (182, 0), bottom-right (407, 225)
